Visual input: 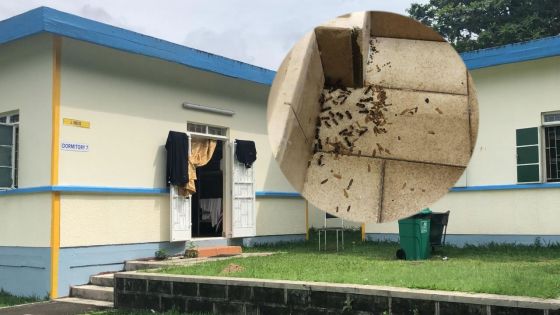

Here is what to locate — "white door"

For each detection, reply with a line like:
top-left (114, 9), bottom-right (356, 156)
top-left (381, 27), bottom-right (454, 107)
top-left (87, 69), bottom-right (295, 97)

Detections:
top-left (231, 141), bottom-right (256, 237)
top-left (170, 135), bottom-right (192, 242)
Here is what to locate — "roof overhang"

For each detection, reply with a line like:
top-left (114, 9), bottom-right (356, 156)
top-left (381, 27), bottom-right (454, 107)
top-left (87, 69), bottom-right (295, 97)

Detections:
top-left (0, 7), bottom-right (558, 85)
top-left (0, 7), bottom-right (276, 85)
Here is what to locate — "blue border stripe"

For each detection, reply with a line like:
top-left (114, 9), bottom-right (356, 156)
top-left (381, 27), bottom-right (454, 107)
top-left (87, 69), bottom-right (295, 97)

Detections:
top-left (256, 191), bottom-right (301, 198)
top-left (2, 183), bottom-right (560, 197)
top-left (451, 182), bottom-right (560, 192)
top-left (0, 7), bottom-right (275, 85)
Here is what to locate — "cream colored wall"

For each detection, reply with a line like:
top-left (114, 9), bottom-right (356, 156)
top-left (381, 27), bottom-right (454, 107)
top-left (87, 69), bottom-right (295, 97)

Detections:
top-left (464, 56), bottom-right (560, 186)
top-left (0, 34), bottom-right (53, 187)
top-left (60, 194), bottom-right (168, 247)
top-left (57, 38), bottom-right (304, 244)
top-left (0, 193), bottom-right (51, 247)
top-left (367, 57), bottom-right (560, 235)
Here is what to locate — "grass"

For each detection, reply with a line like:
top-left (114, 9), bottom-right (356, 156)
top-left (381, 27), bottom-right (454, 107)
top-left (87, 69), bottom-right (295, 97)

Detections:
top-left (84, 310), bottom-right (210, 315)
top-left (0, 289), bottom-right (43, 307)
top-left (153, 231), bottom-right (560, 299)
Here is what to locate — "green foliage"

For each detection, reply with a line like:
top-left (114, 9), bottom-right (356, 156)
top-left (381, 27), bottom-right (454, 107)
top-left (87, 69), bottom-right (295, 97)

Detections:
top-left (154, 249), bottom-right (169, 261)
top-left (407, 0), bottom-right (560, 52)
top-left (154, 233), bottom-right (560, 298)
top-left (0, 289), bottom-right (43, 307)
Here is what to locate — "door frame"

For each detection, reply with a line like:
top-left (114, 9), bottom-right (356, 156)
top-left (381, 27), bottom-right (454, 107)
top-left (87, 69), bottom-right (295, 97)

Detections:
top-left (187, 131), bottom-right (230, 238)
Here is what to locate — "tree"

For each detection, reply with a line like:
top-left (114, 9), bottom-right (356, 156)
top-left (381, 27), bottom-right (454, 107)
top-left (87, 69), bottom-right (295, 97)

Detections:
top-left (407, 0), bottom-right (560, 52)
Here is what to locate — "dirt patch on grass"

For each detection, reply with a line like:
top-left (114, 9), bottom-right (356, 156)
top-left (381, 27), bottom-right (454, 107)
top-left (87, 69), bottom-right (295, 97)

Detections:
top-left (221, 263), bottom-right (244, 274)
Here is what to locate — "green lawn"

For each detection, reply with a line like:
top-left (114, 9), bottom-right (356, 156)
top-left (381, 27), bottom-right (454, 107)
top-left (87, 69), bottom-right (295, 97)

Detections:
top-left (153, 231), bottom-right (560, 299)
top-left (85, 310), bottom-right (209, 315)
top-left (0, 289), bottom-right (43, 307)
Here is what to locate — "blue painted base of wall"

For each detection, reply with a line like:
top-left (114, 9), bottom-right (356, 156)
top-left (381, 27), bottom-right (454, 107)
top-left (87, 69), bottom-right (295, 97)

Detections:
top-left (238, 234), bottom-right (306, 247)
top-left (366, 233), bottom-right (560, 247)
top-left (0, 246), bottom-right (50, 297)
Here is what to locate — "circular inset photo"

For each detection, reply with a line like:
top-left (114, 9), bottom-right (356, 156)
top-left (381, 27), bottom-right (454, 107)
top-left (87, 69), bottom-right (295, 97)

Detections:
top-left (267, 11), bottom-right (479, 223)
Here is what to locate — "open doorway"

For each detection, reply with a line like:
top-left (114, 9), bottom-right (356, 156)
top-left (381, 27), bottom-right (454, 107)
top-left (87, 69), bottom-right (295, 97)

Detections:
top-left (191, 139), bottom-right (224, 237)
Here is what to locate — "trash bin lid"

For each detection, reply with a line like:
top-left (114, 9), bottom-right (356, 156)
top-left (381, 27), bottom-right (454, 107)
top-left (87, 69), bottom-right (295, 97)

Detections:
top-left (420, 208), bottom-right (432, 215)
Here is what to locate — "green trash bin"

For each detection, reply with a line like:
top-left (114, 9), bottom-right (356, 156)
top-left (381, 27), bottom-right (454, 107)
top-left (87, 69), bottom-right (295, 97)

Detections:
top-left (396, 208), bottom-right (431, 260)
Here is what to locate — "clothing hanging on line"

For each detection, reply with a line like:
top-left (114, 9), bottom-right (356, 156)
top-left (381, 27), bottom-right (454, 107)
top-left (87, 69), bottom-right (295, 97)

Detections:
top-left (185, 139), bottom-right (217, 195)
top-left (199, 198), bottom-right (222, 227)
top-left (235, 140), bottom-right (257, 168)
top-left (165, 131), bottom-right (189, 186)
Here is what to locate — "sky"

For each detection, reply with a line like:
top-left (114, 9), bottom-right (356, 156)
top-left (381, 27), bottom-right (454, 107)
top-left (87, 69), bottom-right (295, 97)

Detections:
top-left (0, 0), bottom-right (427, 70)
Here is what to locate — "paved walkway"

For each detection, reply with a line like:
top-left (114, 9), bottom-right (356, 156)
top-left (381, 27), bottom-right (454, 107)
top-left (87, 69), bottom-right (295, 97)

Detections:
top-left (0, 300), bottom-right (109, 315)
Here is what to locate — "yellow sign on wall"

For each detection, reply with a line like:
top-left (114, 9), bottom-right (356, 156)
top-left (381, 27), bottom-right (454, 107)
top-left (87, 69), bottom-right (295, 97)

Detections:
top-left (63, 118), bottom-right (90, 128)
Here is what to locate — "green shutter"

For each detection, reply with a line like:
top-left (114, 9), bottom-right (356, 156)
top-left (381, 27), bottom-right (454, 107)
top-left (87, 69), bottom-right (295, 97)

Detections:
top-left (0, 124), bottom-right (13, 188)
top-left (516, 127), bottom-right (540, 183)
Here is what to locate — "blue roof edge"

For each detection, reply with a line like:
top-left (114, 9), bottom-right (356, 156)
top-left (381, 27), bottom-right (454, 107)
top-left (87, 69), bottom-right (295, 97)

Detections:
top-left (461, 35), bottom-right (560, 70)
top-left (1, 7), bottom-right (559, 85)
top-left (0, 7), bottom-right (275, 85)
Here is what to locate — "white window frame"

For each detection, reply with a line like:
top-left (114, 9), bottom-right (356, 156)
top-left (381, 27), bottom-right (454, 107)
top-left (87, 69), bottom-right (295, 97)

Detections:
top-left (0, 112), bottom-right (19, 190)
top-left (187, 122), bottom-right (228, 140)
top-left (542, 111), bottom-right (560, 183)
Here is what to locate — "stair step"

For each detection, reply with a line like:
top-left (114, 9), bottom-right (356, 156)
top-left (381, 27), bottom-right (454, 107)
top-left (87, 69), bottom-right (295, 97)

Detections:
top-left (71, 285), bottom-right (114, 302)
top-left (90, 273), bottom-right (114, 287)
top-left (57, 297), bottom-right (113, 307)
top-left (197, 245), bottom-right (242, 257)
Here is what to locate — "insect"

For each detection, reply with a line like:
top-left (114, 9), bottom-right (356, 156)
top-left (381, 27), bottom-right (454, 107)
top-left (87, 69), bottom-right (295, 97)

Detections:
top-left (339, 96), bottom-right (348, 105)
top-left (321, 178), bottom-right (328, 184)
top-left (317, 154), bottom-right (324, 166)
top-left (356, 103), bottom-right (366, 108)
top-left (368, 164), bottom-right (371, 172)
top-left (343, 189), bottom-right (348, 198)
top-left (358, 128), bottom-right (368, 136)
top-left (332, 119), bottom-right (339, 126)
top-left (324, 121), bottom-right (331, 128)
top-left (359, 109), bottom-right (369, 114)
top-left (347, 179), bottom-right (353, 190)
top-left (361, 97), bottom-right (373, 102)
top-left (334, 173), bottom-right (342, 179)
top-left (321, 107), bottom-right (332, 112)
top-left (384, 148), bottom-right (391, 154)
top-left (425, 98), bottom-right (430, 104)
top-left (338, 128), bottom-right (348, 136)
top-left (307, 160), bottom-right (311, 168)
top-left (372, 149), bottom-right (376, 157)
top-left (402, 182), bottom-right (407, 189)
top-left (347, 205), bottom-right (351, 212)
top-left (397, 136), bottom-right (401, 140)
top-left (316, 117), bottom-right (321, 127)
top-left (435, 107), bottom-right (443, 114)
top-left (336, 112), bottom-right (344, 120)
top-left (345, 111), bottom-right (352, 119)
top-left (336, 206), bottom-right (339, 212)
top-left (344, 137), bottom-right (352, 147)
top-left (364, 85), bottom-right (373, 94)
top-left (317, 139), bottom-right (323, 150)
top-left (428, 130), bottom-right (435, 135)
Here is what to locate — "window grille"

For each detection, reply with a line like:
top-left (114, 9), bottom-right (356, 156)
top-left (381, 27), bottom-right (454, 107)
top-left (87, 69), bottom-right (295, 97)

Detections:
top-left (187, 122), bottom-right (227, 138)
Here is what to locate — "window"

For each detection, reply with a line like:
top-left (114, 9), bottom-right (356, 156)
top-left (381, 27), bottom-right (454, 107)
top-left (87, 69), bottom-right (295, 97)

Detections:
top-left (544, 126), bottom-right (560, 182)
top-left (187, 122), bottom-right (227, 138)
top-left (0, 112), bottom-right (19, 189)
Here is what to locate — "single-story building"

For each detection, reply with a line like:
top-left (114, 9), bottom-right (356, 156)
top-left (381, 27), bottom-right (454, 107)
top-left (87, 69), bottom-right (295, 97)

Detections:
top-left (0, 7), bottom-right (558, 298)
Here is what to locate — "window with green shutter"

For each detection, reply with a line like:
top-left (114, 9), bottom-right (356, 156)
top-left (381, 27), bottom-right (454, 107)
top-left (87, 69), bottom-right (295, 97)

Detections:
top-left (516, 127), bottom-right (540, 183)
top-left (0, 124), bottom-right (14, 188)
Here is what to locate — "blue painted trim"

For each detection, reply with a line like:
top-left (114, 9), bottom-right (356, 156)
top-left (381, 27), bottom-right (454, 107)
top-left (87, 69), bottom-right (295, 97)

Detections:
top-left (0, 246), bottom-right (50, 297)
top-left (54, 185), bottom-right (168, 194)
top-left (366, 233), bottom-right (560, 247)
top-left (461, 35), bottom-right (560, 69)
top-left (256, 191), bottom-right (301, 198)
top-left (450, 182), bottom-right (560, 192)
top-left (0, 7), bottom-right (275, 85)
top-left (0, 186), bottom-right (305, 197)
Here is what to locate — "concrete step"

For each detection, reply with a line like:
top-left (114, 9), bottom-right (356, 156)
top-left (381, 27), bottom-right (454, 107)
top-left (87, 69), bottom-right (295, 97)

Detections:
top-left (71, 284), bottom-right (114, 302)
top-left (57, 297), bottom-right (113, 308)
top-left (90, 273), bottom-right (114, 287)
top-left (197, 245), bottom-right (242, 257)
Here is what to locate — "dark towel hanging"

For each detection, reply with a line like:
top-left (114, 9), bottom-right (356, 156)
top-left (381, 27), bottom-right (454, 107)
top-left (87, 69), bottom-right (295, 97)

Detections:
top-left (235, 140), bottom-right (257, 168)
top-left (165, 131), bottom-right (189, 186)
